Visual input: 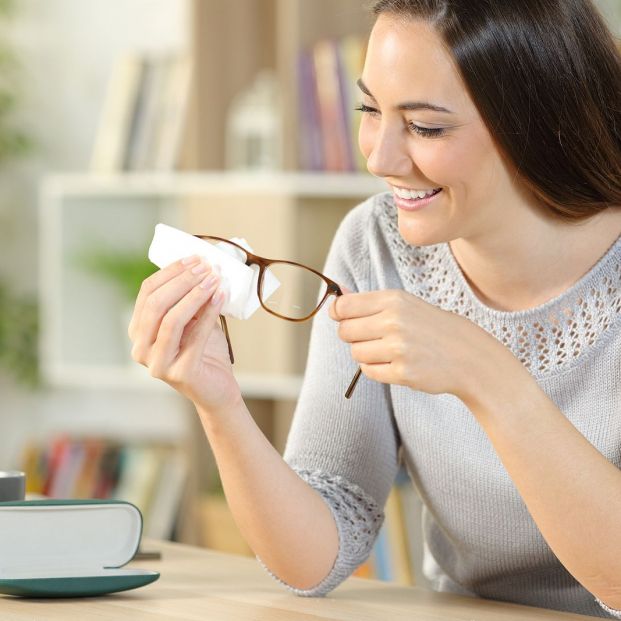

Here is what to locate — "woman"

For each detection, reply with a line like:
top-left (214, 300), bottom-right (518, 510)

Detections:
top-left (128, 0), bottom-right (621, 617)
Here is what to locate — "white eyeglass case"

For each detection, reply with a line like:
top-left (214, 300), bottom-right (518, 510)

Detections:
top-left (0, 499), bottom-right (159, 597)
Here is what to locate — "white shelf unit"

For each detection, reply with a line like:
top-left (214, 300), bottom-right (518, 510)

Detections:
top-left (39, 172), bottom-right (386, 400)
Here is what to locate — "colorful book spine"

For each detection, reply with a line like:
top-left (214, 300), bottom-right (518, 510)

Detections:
top-left (297, 49), bottom-right (324, 171)
top-left (298, 36), bottom-right (367, 172)
top-left (19, 437), bottom-right (187, 541)
top-left (90, 53), bottom-right (192, 173)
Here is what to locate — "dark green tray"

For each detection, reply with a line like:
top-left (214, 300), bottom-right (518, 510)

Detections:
top-left (0, 571), bottom-right (160, 598)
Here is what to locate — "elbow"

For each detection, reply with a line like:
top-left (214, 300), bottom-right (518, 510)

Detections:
top-left (589, 572), bottom-right (621, 612)
top-left (596, 589), bottom-right (621, 613)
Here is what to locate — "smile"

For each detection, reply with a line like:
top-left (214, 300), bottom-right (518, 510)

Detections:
top-left (391, 185), bottom-right (443, 212)
top-left (393, 186), bottom-right (442, 200)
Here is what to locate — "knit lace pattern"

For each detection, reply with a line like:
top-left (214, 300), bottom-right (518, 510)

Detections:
top-left (377, 194), bottom-right (621, 379)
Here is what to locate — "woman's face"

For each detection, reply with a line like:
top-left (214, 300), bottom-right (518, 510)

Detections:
top-left (359, 15), bottom-right (527, 246)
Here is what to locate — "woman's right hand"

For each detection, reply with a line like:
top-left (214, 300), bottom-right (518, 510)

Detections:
top-left (128, 256), bottom-right (242, 415)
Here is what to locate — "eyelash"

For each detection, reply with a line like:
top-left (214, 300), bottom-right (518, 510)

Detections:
top-left (354, 104), bottom-right (447, 138)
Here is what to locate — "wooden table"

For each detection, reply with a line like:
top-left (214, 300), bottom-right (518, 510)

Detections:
top-left (0, 540), bottom-right (595, 620)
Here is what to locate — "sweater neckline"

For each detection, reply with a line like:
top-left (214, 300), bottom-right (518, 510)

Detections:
top-left (439, 232), bottom-right (621, 321)
top-left (377, 193), bottom-right (621, 377)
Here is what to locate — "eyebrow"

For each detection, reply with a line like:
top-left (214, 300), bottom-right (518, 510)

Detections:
top-left (357, 78), bottom-right (454, 114)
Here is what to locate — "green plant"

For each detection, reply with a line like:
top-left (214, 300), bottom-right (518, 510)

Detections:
top-left (78, 248), bottom-right (158, 303)
top-left (0, 0), bottom-right (37, 386)
top-left (0, 0), bottom-right (32, 164)
top-left (0, 283), bottom-right (39, 386)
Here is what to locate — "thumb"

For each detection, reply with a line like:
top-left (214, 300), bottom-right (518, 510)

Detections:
top-left (340, 284), bottom-right (353, 295)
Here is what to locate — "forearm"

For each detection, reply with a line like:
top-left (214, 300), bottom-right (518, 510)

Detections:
top-left (194, 399), bottom-right (339, 590)
top-left (467, 362), bottom-right (621, 608)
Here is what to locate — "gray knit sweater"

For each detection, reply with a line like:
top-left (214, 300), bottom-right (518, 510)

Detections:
top-left (263, 192), bottom-right (621, 618)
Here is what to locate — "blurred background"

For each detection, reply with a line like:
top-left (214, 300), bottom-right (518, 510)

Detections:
top-left (0, 0), bottom-right (619, 585)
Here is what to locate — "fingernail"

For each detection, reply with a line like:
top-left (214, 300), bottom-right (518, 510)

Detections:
top-left (200, 273), bottom-right (219, 289)
top-left (182, 255), bottom-right (199, 265)
top-left (192, 261), bottom-right (210, 275)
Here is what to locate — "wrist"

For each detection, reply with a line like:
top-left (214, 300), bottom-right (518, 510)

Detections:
top-left (194, 391), bottom-right (246, 434)
top-left (460, 336), bottom-right (533, 419)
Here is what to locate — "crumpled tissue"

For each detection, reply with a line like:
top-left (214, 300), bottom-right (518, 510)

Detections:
top-left (148, 223), bottom-right (280, 320)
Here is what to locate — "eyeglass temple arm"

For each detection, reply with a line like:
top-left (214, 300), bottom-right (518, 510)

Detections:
top-left (345, 368), bottom-right (362, 399)
top-left (331, 284), bottom-right (362, 400)
top-left (219, 315), bottom-right (235, 364)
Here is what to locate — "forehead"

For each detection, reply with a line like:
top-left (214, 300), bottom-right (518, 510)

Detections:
top-left (364, 14), bottom-right (471, 111)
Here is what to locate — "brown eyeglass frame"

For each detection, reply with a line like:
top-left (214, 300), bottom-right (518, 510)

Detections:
top-left (195, 235), bottom-right (362, 399)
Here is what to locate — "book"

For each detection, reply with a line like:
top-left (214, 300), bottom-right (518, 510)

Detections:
top-left (297, 49), bottom-right (324, 171)
top-left (72, 438), bottom-right (105, 498)
top-left (153, 55), bottom-right (192, 171)
top-left (337, 35), bottom-right (367, 172)
top-left (372, 521), bottom-right (393, 581)
top-left (399, 474), bottom-right (428, 587)
top-left (90, 53), bottom-right (144, 173)
top-left (385, 481), bottom-right (414, 585)
top-left (123, 57), bottom-right (154, 170)
top-left (312, 39), bottom-right (351, 172)
top-left (144, 449), bottom-right (188, 540)
top-left (112, 445), bottom-right (162, 524)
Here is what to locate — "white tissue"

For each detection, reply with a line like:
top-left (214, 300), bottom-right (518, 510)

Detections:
top-left (148, 223), bottom-right (279, 320)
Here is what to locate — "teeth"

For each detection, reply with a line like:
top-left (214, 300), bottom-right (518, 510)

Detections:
top-left (394, 186), bottom-right (440, 200)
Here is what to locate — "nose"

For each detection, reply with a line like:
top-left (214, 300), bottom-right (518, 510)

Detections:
top-left (365, 123), bottom-right (412, 179)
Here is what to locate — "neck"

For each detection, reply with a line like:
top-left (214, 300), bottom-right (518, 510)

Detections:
top-left (449, 207), bottom-right (621, 312)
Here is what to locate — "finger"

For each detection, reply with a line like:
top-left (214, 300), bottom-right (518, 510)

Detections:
top-left (133, 260), bottom-right (214, 354)
top-left (129, 255), bottom-right (201, 338)
top-left (359, 362), bottom-right (400, 386)
top-left (350, 339), bottom-right (392, 365)
top-left (329, 290), bottom-right (391, 321)
top-left (338, 315), bottom-right (387, 343)
top-left (180, 286), bottom-right (227, 366)
top-left (149, 274), bottom-right (221, 374)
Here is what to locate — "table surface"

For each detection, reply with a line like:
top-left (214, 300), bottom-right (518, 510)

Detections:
top-left (0, 539), bottom-right (596, 620)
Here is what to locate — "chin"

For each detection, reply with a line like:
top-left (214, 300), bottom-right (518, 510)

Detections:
top-left (397, 214), bottom-right (451, 248)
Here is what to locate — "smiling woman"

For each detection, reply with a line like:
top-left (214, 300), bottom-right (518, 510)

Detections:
top-left (369, 0), bottom-right (621, 220)
top-left (128, 2), bottom-right (621, 619)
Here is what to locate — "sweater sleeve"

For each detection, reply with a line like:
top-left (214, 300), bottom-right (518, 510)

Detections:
top-left (258, 198), bottom-right (401, 596)
top-left (596, 599), bottom-right (621, 619)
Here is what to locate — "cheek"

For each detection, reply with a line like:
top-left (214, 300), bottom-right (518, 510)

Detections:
top-left (447, 128), bottom-right (504, 199)
top-left (408, 141), bottom-right (455, 184)
top-left (358, 116), bottom-right (375, 159)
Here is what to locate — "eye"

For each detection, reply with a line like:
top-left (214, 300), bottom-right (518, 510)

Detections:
top-left (408, 124), bottom-right (447, 138)
top-left (354, 103), bottom-right (380, 117)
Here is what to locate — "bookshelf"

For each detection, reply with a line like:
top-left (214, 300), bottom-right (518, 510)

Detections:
top-left (38, 169), bottom-right (384, 547)
top-left (33, 0), bottom-right (427, 583)
top-left (186, 0), bottom-right (373, 171)
top-left (39, 171), bottom-right (385, 399)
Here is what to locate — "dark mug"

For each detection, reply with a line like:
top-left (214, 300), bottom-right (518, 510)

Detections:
top-left (0, 471), bottom-right (26, 502)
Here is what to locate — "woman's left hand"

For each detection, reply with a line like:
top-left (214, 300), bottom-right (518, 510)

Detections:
top-left (330, 289), bottom-right (522, 406)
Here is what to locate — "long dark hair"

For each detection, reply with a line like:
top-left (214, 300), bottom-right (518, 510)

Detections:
top-left (372, 0), bottom-right (621, 220)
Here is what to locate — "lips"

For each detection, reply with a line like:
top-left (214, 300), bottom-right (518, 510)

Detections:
top-left (393, 188), bottom-right (443, 211)
top-left (393, 186), bottom-right (442, 200)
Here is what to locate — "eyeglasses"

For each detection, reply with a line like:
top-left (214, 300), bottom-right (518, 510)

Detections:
top-left (194, 235), bottom-right (362, 399)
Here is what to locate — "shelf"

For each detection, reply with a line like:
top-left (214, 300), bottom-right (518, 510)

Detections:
top-left (39, 170), bottom-right (373, 402)
top-left (44, 364), bottom-right (303, 401)
top-left (42, 171), bottom-right (387, 199)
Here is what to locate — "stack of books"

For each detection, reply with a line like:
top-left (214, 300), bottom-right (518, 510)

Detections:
top-left (20, 436), bottom-right (188, 540)
top-left (297, 35), bottom-right (367, 172)
top-left (90, 52), bottom-right (192, 173)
